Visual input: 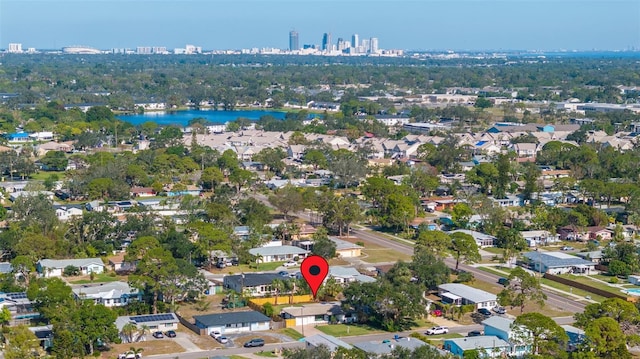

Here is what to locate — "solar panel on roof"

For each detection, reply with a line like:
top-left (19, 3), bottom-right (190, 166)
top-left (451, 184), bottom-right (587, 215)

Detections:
top-left (7, 293), bottom-right (28, 299)
top-left (131, 313), bottom-right (175, 323)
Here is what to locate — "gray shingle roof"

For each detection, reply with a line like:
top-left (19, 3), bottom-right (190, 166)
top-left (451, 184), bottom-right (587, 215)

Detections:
top-left (445, 336), bottom-right (510, 351)
top-left (248, 245), bottom-right (309, 257)
top-left (482, 316), bottom-right (514, 333)
top-left (354, 337), bottom-right (428, 355)
top-left (523, 251), bottom-right (596, 268)
top-left (194, 310), bottom-right (270, 327)
top-left (225, 273), bottom-right (282, 288)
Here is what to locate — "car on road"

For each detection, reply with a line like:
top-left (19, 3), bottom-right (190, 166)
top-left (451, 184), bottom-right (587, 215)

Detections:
top-left (164, 330), bottom-right (177, 338)
top-left (478, 308), bottom-right (492, 316)
top-left (243, 338), bottom-right (265, 347)
top-left (278, 271), bottom-right (289, 277)
top-left (467, 330), bottom-right (482, 337)
top-left (152, 331), bottom-right (164, 338)
top-left (283, 261), bottom-right (297, 267)
top-left (498, 277), bottom-right (510, 286)
top-left (210, 331), bottom-right (222, 339)
top-left (217, 336), bottom-right (229, 344)
top-left (561, 246), bottom-right (574, 251)
top-left (493, 306), bottom-right (506, 314)
top-left (425, 326), bottom-right (449, 335)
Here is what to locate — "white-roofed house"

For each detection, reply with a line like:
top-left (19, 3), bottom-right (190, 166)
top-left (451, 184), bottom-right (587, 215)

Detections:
top-left (520, 230), bottom-right (559, 247)
top-left (329, 237), bottom-right (363, 258)
top-left (438, 283), bottom-right (498, 310)
top-left (448, 229), bottom-right (496, 248)
top-left (37, 258), bottom-right (105, 278)
top-left (328, 266), bottom-right (376, 285)
top-left (305, 333), bottom-right (352, 352)
top-left (115, 313), bottom-right (179, 343)
top-left (522, 251), bottom-right (596, 275)
top-left (248, 245), bottom-right (309, 263)
top-left (443, 336), bottom-right (510, 358)
top-left (72, 281), bottom-right (142, 307)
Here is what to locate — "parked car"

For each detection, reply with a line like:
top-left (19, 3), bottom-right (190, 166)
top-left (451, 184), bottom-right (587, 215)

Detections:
top-left (164, 330), bottom-right (177, 338)
top-left (283, 261), bottom-right (297, 267)
top-left (478, 308), bottom-right (492, 316)
top-left (243, 338), bottom-right (265, 347)
top-left (561, 246), bottom-right (574, 251)
top-left (493, 306), bottom-right (506, 314)
top-left (119, 352), bottom-right (142, 359)
top-left (217, 336), bottom-right (229, 344)
top-left (152, 331), bottom-right (164, 338)
top-left (430, 309), bottom-right (443, 317)
top-left (467, 330), bottom-right (482, 337)
top-left (425, 326), bottom-right (449, 335)
top-left (498, 277), bottom-right (510, 286)
top-left (210, 331), bottom-right (222, 339)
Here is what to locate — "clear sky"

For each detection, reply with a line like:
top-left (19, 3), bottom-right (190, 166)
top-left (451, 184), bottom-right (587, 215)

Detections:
top-left (1, 0), bottom-right (639, 51)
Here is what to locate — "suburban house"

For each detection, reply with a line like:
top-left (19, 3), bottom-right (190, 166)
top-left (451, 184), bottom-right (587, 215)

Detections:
top-left (586, 226), bottom-right (613, 240)
top-left (328, 266), bottom-right (376, 285)
top-left (107, 253), bottom-right (136, 273)
top-left (331, 237), bottom-right (363, 258)
top-left (194, 311), bottom-right (271, 335)
top-left (305, 333), bottom-right (353, 352)
top-left (54, 206), bottom-right (83, 221)
top-left (0, 292), bottom-right (40, 326)
top-left (522, 251), bottom-right (596, 275)
top-left (557, 225), bottom-right (589, 241)
top-left (574, 250), bottom-right (604, 263)
top-left (115, 313), bottom-right (179, 341)
top-left (130, 187), bottom-right (156, 197)
top-left (438, 283), bottom-right (498, 310)
top-left (482, 316), bottom-right (531, 357)
top-left (520, 230), bottom-right (559, 247)
top-left (355, 338), bottom-right (438, 358)
top-left (71, 281), bottom-right (141, 307)
top-left (443, 336), bottom-right (511, 358)
top-left (248, 245), bottom-right (309, 263)
top-left (562, 325), bottom-right (586, 351)
top-left (492, 195), bottom-right (523, 207)
top-left (449, 229), bottom-right (496, 248)
top-left (37, 258), bottom-right (105, 278)
top-left (281, 302), bottom-right (345, 326)
top-left (223, 273), bottom-right (282, 297)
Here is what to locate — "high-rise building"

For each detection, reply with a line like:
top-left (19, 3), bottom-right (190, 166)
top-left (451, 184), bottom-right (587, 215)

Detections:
top-left (351, 34), bottom-right (359, 49)
top-left (289, 30), bottom-right (299, 51)
top-left (322, 33), bottom-right (332, 51)
top-left (370, 37), bottom-right (379, 54)
top-left (8, 43), bottom-right (22, 53)
top-left (362, 39), bottom-right (370, 53)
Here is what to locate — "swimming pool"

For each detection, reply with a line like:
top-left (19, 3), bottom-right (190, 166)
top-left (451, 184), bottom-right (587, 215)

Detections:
top-left (623, 288), bottom-right (640, 296)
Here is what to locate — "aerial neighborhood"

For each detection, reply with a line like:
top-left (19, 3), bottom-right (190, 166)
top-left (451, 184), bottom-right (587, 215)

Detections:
top-left (0, 51), bottom-right (639, 359)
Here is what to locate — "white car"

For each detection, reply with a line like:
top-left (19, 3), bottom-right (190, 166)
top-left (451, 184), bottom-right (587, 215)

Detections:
top-left (119, 352), bottom-right (142, 359)
top-left (210, 330), bottom-right (222, 339)
top-left (426, 326), bottom-right (449, 335)
top-left (283, 261), bottom-right (297, 267)
top-left (217, 335), bottom-right (229, 344)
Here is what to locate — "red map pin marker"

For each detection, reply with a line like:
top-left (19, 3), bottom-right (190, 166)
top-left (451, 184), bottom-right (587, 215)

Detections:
top-left (300, 255), bottom-right (329, 298)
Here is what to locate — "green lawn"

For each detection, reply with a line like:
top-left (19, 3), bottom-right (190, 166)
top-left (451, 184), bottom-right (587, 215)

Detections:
top-left (69, 273), bottom-right (122, 284)
top-left (30, 171), bottom-right (67, 181)
top-left (558, 274), bottom-right (629, 295)
top-left (481, 247), bottom-right (504, 255)
top-left (539, 278), bottom-right (606, 302)
top-left (316, 324), bottom-right (381, 337)
top-left (426, 333), bottom-right (464, 340)
top-left (361, 248), bottom-right (411, 263)
top-left (477, 266), bottom-right (511, 277)
top-left (279, 328), bottom-right (304, 341)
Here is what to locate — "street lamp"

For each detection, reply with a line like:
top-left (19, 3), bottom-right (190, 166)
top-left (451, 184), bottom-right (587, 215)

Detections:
top-left (300, 306), bottom-right (305, 337)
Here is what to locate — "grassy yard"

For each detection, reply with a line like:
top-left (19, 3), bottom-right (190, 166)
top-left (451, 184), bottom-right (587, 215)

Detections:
top-left (477, 266), bottom-right (511, 277)
top-left (316, 324), bottom-right (381, 337)
top-left (558, 274), bottom-right (630, 295)
top-left (279, 328), bottom-right (304, 340)
top-left (481, 247), bottom-right (504, 255)
top-left (426, 333), bottom-right (464, 340)
top-left (30, 171), bottom-right (67, 181)
top-left (539, 278), bottom-right (606, 302)
top-left (105, 340), bottom-right (184, 358)
top-left (255, 351), bottom-right (278, 358)
top-left (361, 248), bottom-right (411, 263)
top-left (68, 272), bottom-right (124, 284)
top-left (207, 261), bottom-right (290, 274)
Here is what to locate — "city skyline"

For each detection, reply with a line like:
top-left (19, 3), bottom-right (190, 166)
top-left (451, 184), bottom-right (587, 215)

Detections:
top-left (1, 0), bottom-right (639, 51)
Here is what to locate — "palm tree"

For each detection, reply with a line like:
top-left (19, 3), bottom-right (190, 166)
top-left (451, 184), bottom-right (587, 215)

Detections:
top-left (271, 278), bottom-right (285, 305)
top-left (134, 324), bottom-right (150, 342)
top-left (121, 322), bottom-right (138, 343)
top-left (129, 346), bottom-right (144, 358)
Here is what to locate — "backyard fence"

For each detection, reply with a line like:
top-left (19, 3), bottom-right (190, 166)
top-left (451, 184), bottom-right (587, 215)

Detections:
top-left (543, 273), bottom-right (630, 301)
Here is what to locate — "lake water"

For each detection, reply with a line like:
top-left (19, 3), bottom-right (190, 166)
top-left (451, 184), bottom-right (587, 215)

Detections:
top-left (117, 109), bottom-right (286, 126)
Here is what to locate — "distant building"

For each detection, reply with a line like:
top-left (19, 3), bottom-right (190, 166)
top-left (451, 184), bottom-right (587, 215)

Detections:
top-left (37, 258), bottom-right (105, 278)
top-left (195, 311), bottom-right (270, 335)
top-left (322, 33), bottom-right (332, 51)
top-left (8, 43), bottom-right (22, 53)
top-left (289, 30), bottom-right (299, 51)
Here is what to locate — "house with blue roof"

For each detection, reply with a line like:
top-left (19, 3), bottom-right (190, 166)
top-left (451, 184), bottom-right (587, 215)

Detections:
top-left (482, 316), bottom-right (531, 357)
top-left (443, 336), bottom-right (511, 358)
top-left (6, 132), bottom-right (30, 142)
top-left (522, 251), bottom-right (596, 275)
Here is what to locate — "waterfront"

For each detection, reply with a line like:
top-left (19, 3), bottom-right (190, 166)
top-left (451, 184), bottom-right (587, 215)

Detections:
top-left (117, 109), bottom-right (286, 126)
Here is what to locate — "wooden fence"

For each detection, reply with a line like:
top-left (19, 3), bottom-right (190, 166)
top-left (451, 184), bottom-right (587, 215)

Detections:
top-left (543, 273), bottom-right (630, 301)
top-left (249, 295), bottom-right (313, 306)
top-left (176, 313), bottom-right (207, 336)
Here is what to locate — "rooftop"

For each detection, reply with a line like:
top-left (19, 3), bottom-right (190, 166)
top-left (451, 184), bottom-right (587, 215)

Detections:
top-left (481, 316), bottom-right (514, 333)
top-left (523, 251), bottom-right (596, 268)
top-left (194, 310), bottom-right (270, 327)
top-left (354, 337), bottom-right (428, 355)
top-left (445, 335), bottom-right (510, 351)
top-left (304, 333), bottom-right (352, 351)
top-left (438, 283), bottom-right (497, 303)
top-left (281, 302), bottom-right (343, 317)
top-left (248, 245), bottom-right (309, 257)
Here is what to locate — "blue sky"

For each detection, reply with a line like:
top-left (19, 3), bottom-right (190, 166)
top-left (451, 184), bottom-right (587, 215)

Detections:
top-left (1, 0), bottom-right (639, 51)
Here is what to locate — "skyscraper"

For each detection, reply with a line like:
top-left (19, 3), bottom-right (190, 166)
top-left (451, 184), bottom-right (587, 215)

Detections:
top-left (351, 34), bottom-right (359, 49)
top-left (289, 30), bottom-right (299, 51)
top-left (370, 37), bottom-right (379, 54)
top-left (322, 33), bottom-right (332, 51)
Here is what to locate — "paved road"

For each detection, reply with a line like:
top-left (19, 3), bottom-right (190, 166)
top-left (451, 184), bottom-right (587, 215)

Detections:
top-left (352, 227), bottom-right (587, 313)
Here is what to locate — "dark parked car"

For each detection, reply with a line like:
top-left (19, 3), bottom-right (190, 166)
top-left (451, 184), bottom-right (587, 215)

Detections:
top-left (478, 308), bottom-right (492, 316)
top-left (152, 331), bottom-right (164, 338)
top-left (498, 277), bottom-right (510, 286)
top-left (164, 330), bottom-right (176, 338)
top-left (243, 338), bottom-right (265, 347)
top-left (467, 330), bottom-right (482, 337)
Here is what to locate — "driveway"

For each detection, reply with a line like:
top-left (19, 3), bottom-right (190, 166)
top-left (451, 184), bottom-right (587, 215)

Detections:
top-left (173, 335), bottom-right (202, 352)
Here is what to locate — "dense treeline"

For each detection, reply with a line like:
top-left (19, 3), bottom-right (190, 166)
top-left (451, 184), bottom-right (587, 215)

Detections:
top-left (1, 54), bottom-right (640, 109)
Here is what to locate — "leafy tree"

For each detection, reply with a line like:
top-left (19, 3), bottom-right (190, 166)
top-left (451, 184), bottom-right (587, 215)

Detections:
top-left (4, 325), bottom-right (45, 359)
top-left (322, 195), bottom-right (363, 237)
top-left (511, 312), bottom-right (568, 356)
top-left (574, 298), bottom-right (640, 329)
top-left (311, 227), bottom-right (337, 259)
top-left (199, 166), bottom-right (224, 191)
top-left (11, 193), bottom-right (59, 235)
top-left (253, 147), bottom-right (287, 175)
top-left (40, 150), bottom-right (68, 171)
top-left (328, 149), bottom-right (368, 188)
top-left (269, 185), bottom-right (304, 221)
top-left (449, 231), bottom-right (481, 271)
top-left (466, 162), bottom-right (498, 194)
top-left (451, 203), bottom-right (473, 229)
top-left (410, 251), bottom-right (450, 291)
top-left (497, 267), bottom-right (546, 313)
top-left (474, 97), bottom-right (493, 109)
top-left (584, 317), bottom-right (632, 359)
top-left (237, 197), bottom-right (272, 229)
top-left (415, 230), bottom-right (451, 258)
top-left (303, 149), bottom-right (328, 170)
